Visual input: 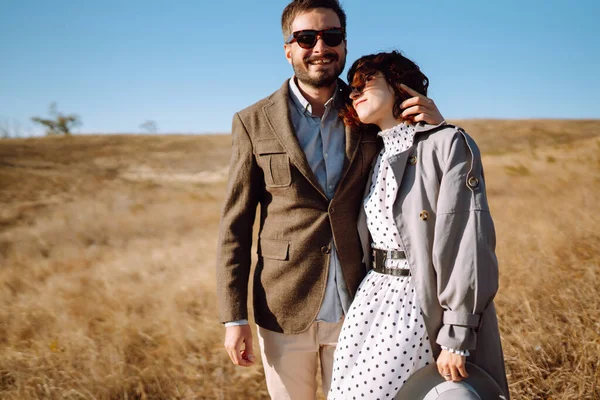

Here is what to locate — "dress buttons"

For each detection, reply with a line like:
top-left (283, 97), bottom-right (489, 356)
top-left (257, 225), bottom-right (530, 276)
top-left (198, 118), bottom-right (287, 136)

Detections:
top-left (408, 155), bottom-right (417, 165)
top-left (419, 210), bottom-right (429, 221)
top-left (321, 246), bottom-right (331, 254)
top-left (467, 176), bottom-right (480, 188)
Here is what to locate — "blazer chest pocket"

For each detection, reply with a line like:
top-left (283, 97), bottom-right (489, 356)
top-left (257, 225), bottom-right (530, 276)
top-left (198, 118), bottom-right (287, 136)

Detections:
top-left (256, 139), bottom-right (292, 187)
top-left (259, 239), bottom-right (290, 261)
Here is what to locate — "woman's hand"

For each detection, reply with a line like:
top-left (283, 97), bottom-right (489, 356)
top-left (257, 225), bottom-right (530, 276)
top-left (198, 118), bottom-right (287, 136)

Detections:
top-left (437, 349), bottom-right (468, 382)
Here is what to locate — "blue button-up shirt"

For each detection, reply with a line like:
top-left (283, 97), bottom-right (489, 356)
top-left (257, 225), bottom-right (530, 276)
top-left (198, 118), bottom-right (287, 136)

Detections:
top-left (287, 77), bottom-right (351, 323)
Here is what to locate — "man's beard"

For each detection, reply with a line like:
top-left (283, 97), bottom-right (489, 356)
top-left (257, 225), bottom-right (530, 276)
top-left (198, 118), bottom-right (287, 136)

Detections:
top-left (292, 54), bottom-right (345, 88)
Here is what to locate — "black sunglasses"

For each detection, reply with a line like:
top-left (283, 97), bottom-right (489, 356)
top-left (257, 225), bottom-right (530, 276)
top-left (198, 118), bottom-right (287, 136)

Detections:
top-left (285, 27), bottom-right (345, 49)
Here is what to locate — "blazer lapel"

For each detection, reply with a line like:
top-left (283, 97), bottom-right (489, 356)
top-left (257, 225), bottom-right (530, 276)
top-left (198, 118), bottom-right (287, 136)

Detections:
top-left (357, 131), bottom-right (384, 267)
top-left (357, 154), bottom-right (375, 266)
top-left (263, 80), bottom-right (327, 200)
top-left (335, 124), bottom-right (362, 192)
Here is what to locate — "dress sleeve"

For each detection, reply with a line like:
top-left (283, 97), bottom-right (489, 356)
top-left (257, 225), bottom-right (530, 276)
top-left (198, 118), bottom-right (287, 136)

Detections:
top-left (440, 345), bottom-right (470, 357)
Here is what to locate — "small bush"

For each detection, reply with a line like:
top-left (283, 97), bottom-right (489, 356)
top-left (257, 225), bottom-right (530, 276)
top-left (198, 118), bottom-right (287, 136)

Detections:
top-left (504, 164), bottom-right (531, 176)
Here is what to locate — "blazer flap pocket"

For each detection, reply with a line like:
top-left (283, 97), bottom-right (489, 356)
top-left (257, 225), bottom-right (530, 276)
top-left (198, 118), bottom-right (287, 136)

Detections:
top-left (256, 139), bottom-right (286, 155)
top-left (259, 239), bottom-right (290, 260)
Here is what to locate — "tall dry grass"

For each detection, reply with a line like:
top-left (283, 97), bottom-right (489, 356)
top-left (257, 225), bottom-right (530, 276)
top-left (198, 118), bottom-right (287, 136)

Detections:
top-left (0, 122), bottom-right (599, 399)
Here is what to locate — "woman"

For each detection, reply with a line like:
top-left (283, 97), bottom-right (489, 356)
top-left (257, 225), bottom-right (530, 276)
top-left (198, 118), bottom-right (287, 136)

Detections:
top-left (328, 51), bottom-right (509, 399)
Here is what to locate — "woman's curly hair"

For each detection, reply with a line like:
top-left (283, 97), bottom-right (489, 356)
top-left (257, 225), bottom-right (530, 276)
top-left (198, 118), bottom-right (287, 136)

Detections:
top-left (341, 50), bottom-right (429, 127)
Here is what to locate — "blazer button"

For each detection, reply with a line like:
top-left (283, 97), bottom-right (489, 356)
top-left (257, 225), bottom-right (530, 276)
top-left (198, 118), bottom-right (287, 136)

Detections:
top-left (408, 155), bottom-right (417, 165)
top-left (419, 210), bottom-right (429, 221)
top-left (468, 176), bottom-right (480, 188)
top-left (321, 246), bottom-right (331, 254)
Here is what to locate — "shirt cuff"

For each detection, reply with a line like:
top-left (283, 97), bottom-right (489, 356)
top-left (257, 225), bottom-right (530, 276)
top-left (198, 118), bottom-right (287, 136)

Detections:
top-left (440, 345), bottom-right (470, 357)
top-left (224, 319), bottom-right (249, 327)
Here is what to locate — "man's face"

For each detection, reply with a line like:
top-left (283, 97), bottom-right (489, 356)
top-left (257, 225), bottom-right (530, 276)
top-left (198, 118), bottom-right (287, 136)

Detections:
top-left (284, 8), bottom-right (347, 89)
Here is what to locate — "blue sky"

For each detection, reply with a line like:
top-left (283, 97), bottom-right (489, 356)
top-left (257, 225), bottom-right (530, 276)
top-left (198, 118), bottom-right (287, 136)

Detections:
top-left (1, 0), bottom-right (599, 134)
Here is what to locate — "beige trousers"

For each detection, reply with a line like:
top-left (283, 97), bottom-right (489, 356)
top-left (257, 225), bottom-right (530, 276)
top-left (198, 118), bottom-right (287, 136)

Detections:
top-left (257, 319), bottom-right (344, 400)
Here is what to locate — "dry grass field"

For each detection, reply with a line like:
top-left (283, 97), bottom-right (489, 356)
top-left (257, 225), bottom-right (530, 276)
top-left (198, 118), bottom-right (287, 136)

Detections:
top-left (0, 120), bottom-right (599, 399)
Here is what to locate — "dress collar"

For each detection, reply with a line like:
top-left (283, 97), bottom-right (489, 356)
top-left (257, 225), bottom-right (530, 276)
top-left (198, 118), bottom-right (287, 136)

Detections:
top-left (378, 122), bottom-right (416, 155)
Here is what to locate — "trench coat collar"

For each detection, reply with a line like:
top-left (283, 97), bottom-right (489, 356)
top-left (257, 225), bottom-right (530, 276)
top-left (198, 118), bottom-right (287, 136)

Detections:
top-left (413, 120), bottom-right (448, 135)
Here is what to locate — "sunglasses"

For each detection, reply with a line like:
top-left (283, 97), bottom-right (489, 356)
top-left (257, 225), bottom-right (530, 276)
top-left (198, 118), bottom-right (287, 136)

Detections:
top-left (285, 27), bottom-right (345, 49)
top-left (350, 73), bottom-right (377, 95)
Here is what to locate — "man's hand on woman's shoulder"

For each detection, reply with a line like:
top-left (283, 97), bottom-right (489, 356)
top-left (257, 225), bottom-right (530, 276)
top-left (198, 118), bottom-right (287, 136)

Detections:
top-left (400, 83), bottom-right (445, 125)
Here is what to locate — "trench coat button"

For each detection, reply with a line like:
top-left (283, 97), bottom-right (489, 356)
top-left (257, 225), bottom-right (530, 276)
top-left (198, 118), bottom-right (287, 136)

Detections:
top-left (321, 246), bottom-right (331, 254)
top-left (419, 210), bottom-right (429, 221)
top-left (467, 176), bottom-right (480, 188)
top-left (330, 207), bottom-right (335, 214)
top-left (408, 155), bottom-right (417, 165)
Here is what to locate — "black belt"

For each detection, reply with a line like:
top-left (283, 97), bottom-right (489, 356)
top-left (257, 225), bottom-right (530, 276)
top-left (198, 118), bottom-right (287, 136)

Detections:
top-left (372, 248), bottom-right (411, 277)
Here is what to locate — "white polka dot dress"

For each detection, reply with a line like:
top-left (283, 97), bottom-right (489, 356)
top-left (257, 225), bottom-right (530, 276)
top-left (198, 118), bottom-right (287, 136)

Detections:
top-left (328, 123), bottom-right (434, 399)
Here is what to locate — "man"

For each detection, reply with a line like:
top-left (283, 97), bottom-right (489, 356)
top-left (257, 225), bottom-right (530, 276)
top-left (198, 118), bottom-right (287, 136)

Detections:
top-left (216, 1), bottom-right (445, 398)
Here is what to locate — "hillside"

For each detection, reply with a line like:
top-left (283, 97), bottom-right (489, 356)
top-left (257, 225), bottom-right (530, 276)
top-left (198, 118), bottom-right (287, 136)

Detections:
top-left (0, 120), bottom-right (599, 399)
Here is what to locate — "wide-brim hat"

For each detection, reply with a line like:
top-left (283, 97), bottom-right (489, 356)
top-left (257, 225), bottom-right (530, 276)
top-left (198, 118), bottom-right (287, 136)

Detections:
top-left (395, 362), bottom-right (508, 400)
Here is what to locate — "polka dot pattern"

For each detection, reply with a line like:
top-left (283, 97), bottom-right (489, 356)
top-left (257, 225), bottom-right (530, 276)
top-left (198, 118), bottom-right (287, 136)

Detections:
top-left (328, 123), bottom-right (434, 399)
top-left (328, 272), bottom-right (434, 399)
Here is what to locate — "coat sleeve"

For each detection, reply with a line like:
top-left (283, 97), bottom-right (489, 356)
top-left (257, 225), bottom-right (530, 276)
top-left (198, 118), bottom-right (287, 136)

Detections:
top-left (216, 112), bottom-right (263, 323)
top-left (432, 130), bottom-right (499, 350)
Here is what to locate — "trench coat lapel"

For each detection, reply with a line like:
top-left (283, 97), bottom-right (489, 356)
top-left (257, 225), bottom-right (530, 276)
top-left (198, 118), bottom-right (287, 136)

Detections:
top-left (388, 120), bottom-right (446, 203)
top-left (388, 151), bottom-right (411, 196)
top-left (360, 122), bottom-right (428, 255)
top-left (263, 81), bottom-right (327, 200)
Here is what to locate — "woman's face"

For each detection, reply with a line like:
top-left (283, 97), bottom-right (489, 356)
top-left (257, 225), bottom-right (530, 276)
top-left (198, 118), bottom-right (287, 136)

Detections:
top-left (349, 73), bottom-right (396, 126)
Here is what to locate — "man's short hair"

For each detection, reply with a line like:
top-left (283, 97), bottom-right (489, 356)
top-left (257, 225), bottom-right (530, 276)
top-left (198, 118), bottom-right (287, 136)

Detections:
top-left (281, 0), bottom-right (347, 40)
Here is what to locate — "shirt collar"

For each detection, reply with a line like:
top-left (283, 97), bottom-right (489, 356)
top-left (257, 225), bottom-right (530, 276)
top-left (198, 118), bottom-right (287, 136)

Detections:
top-left (288, 76), bottom-right (342, 117)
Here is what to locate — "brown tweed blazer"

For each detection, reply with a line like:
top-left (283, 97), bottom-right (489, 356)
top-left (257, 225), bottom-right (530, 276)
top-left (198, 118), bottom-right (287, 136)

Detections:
top-left (216, 79), bottom-right (380, 334)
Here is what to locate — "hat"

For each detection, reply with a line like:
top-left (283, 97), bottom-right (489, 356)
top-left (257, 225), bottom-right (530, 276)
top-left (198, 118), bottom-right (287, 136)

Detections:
top-left (395, 362), bottom-right (508, 400)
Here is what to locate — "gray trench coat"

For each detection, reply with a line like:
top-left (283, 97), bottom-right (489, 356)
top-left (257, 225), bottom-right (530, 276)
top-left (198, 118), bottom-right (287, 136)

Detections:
top-left (357, 122), bottom-right (509, 397)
